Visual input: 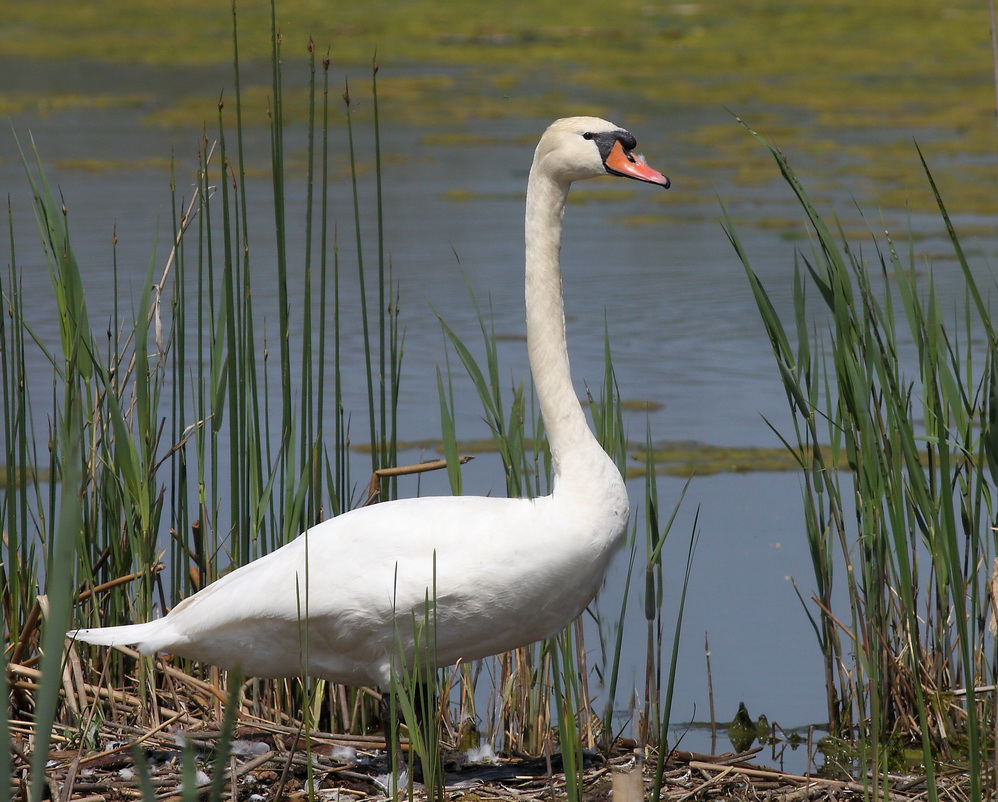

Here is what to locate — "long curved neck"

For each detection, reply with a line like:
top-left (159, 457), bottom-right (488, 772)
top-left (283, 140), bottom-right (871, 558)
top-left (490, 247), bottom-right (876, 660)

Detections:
top-left (524, 166), bottom-right (601, 476)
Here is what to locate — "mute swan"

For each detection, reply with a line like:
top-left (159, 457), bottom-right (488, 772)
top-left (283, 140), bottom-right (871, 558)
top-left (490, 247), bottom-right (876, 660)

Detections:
top-left (68, 116), bottom-right (669, 695)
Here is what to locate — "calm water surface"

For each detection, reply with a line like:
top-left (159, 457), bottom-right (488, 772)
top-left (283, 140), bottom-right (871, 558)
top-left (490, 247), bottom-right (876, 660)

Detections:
top-left (3, 57), bottom-right (996, 766)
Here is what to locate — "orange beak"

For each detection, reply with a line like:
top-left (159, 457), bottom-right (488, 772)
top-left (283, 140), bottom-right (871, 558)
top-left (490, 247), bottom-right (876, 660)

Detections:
top-left (605, 140), bottom-right (670, 188)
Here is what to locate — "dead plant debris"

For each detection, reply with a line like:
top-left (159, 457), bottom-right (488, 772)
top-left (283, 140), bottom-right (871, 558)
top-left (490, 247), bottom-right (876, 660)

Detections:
top-left (8, 720), bottom-right (974, 802)
top-left (6, 653), bottom-right (976, 801)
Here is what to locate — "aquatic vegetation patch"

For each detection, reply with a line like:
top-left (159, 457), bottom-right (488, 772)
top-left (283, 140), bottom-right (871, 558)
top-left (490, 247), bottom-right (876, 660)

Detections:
top-left (0, 466), bottom-right (45, 490)
top-left (440, 188), bottom-right (518, 203)
top-left (423, 131), bottom-right (507, 148)
top-left (631, 440), bottom-right (851, 478)
top-left (567, 188), bottom-right (638, 204)
top-left (0, 90), bottom-right (149, 118)
top-left (9, 0), bottom-right (997, 221)
top-left (8, 1), bottom-right (992, 130)
top-left (53, 156), bottom-right (174, 173)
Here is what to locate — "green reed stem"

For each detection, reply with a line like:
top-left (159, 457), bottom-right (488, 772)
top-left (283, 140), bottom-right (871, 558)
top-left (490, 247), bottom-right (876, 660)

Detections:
top-left (372, 57), bottom-right (390, 498)
top-left (318, 50), bottom-right (333, 514)
top-left (29, 438), bottom-right (82, 802)
top-left (343, 83), bottom-right (378, 474)
top-left (304, 43), bottom-right (317, 416)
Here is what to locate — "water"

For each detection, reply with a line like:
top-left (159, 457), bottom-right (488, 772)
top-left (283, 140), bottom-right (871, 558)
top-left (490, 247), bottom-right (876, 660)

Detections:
top-left (2, 55), bottom-right (995, 769)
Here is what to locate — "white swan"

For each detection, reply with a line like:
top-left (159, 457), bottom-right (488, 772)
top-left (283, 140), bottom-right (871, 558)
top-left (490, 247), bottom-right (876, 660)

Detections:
top-left (68, 116), bottom-right (669, 692)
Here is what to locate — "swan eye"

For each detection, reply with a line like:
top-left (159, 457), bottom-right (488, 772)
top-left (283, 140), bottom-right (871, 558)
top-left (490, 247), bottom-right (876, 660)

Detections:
top-left (582, 132), bottom-right (595, 140)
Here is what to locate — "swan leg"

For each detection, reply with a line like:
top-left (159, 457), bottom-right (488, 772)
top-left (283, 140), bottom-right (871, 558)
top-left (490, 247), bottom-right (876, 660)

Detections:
top-left (379, 691), bottom-right (402, 774)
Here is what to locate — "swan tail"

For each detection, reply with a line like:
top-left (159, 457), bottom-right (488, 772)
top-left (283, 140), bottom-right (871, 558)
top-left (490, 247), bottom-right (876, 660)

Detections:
top-left (67, 620), bottom-right (169, 652)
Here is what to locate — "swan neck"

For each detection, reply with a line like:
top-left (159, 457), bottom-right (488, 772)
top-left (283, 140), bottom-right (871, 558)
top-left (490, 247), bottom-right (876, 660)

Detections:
top-left (524, 169), bottom-right (595, 471)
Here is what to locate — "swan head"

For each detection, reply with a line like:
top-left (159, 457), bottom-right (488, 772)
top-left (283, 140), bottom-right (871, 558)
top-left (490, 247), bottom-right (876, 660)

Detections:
top-left (533, 116), bottom-right (670, 189)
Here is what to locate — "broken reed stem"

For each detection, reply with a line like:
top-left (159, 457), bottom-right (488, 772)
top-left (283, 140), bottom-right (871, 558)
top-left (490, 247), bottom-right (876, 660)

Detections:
top-left (78, 711), bottom-right (191, 766)
top-left (686, 759), bottom-right (931, 800)
top-left (11, 641), bottom-right (230, 725)
top-left (75, 564), bottom-right (167, 605)
top-left (363, 455), bottom-right (475, 505)
top-left (704, 632), bottom-right (715, 746)
top-left (8, 662), bottom-right (186, 719)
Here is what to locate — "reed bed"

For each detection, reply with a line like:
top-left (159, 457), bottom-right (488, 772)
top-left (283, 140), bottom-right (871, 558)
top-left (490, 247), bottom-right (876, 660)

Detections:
top-left (6, 16), bottom-right (995, 797)
top-left (727, 124), bottom-right (996, 800)
top-left (15, 4), bottom-right (994, 801)
top-left (2, 3), bottom-right (694, 801)
top-left (12, 664), bottom-right (975, 802)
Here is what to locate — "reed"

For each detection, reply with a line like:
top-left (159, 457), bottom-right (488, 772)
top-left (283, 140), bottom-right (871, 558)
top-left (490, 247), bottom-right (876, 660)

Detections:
top-left (436, 283), bottom-right (695, 788)
top-left (728, 124), bottom-right (994, 798)
top-left (3, 7), bottom-right (691, 802)
top-left (5, 0), bottom-right (390, 782)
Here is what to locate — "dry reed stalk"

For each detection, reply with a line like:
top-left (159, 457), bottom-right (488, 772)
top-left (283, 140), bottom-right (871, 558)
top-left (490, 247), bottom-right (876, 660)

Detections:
top-left (687, 760), bottom-right (918, 802)
top-left (571, 617), bottom-right (596, 750)
top-left (362, 455), bottom-right (474, 506)
top-left (7, 662), bottom-right (174, 716)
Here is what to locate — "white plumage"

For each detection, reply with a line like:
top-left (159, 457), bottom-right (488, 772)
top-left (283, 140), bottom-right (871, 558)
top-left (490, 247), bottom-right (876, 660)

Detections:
top-left (68, 116), bottom-right (670, 690)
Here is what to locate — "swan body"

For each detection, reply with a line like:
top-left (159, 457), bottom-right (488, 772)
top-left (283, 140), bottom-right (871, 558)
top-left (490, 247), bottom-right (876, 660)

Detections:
top-left (69, 116), bottom-right (670, 690)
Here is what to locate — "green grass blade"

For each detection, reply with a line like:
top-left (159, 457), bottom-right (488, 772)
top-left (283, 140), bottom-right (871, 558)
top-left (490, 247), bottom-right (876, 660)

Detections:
top-left (29, 443), bottom-right (82, 802)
